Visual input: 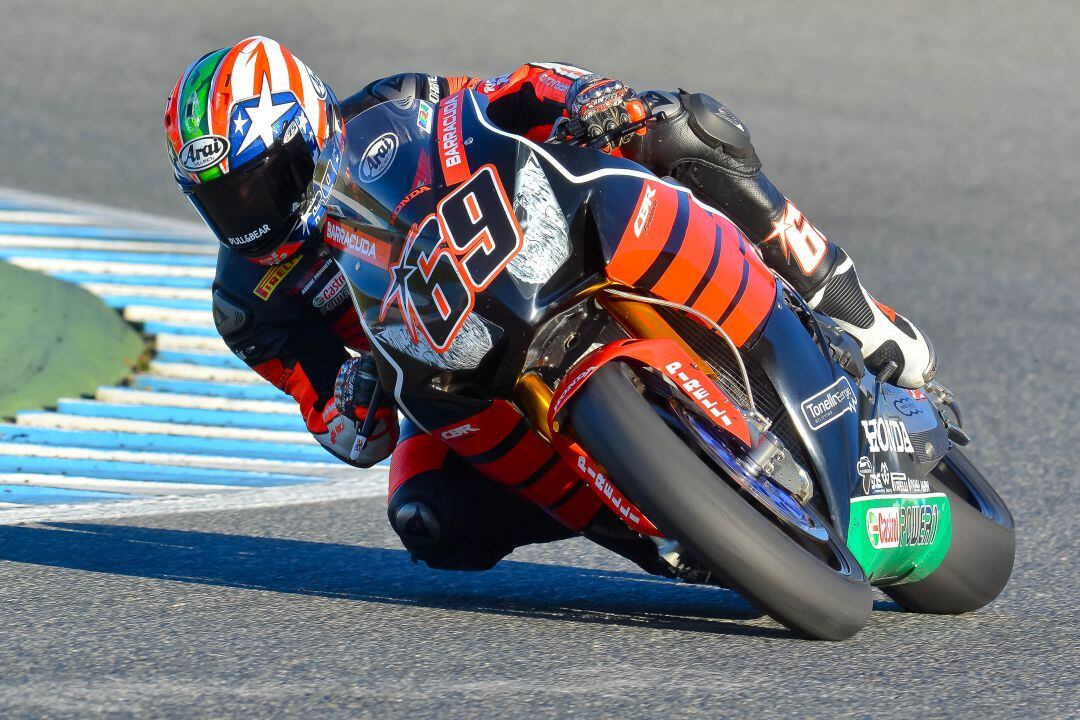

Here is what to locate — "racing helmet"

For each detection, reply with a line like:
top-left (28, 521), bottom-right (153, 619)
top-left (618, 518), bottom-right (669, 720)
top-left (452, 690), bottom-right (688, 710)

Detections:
top-left (165, 36), bottom-right (342, 265)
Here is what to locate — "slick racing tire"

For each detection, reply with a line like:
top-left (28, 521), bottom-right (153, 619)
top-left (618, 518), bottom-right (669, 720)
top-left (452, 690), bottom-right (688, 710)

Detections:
top-left (572, 362), bottom-right (872, 641)
top-left (884, 449), bottom-right (1015, 613)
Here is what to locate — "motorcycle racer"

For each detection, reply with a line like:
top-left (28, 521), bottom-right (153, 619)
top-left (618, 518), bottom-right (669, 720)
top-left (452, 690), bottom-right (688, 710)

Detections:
top-left (165, 36), bottom-right (937, 571)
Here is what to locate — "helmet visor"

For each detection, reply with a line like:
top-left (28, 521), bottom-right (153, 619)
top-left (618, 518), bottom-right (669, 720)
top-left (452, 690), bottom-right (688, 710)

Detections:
top-left (187, 133), bottom-right (316, 258)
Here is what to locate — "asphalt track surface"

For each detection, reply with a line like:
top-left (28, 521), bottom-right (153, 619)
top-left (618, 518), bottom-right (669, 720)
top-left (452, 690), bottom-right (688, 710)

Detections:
top-left (2, 1), bottom-right (1078, 717)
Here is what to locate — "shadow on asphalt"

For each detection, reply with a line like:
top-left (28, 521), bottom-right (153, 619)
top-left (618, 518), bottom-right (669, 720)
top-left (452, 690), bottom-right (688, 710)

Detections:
top-left (0, 522), bottom-right (806, 638)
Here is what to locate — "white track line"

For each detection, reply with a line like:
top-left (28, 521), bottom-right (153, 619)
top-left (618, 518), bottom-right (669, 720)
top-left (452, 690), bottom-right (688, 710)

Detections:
top-left (0, 502), bottom-right (25, 508)
top-left (15, 413), bottom-right (312, 443)
top-left (0, 236), bottom-right (217, 254)
top-left (9, 257), bottom-right (215, 278)
top-left (147, 362), bottom-right (260, 383)
top-left (0, 443), bottom-right (352, 478)
top-left (155, 333), bottom-right (231, 354)
top-left (0, 473), bottom-right (238, 496)
top-left (95, 388), bottom-right (291, 413)
top-left (79, 283), bottom-right (210, 301)
top-left (124, 306), bottom-right (213, 326)
top-left (0, 211), bottom-right (98, 224)
top-left (0, 472), bottom-right (388, 525)
top-left (0, 186), bottom-right (212, 236)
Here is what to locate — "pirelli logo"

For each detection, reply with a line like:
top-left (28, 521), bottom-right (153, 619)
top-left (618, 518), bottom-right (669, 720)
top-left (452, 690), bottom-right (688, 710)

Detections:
top-left (253, 254), bottom-right (302, 300)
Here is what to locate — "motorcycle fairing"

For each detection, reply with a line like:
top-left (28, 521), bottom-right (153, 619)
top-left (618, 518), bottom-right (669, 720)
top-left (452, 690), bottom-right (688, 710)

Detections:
top-left (432, 398), bottom-right (604, 531)
top-left (544, 337), bottom-right (756, 537)
top-left (601, 180), bottom-right (775, 347)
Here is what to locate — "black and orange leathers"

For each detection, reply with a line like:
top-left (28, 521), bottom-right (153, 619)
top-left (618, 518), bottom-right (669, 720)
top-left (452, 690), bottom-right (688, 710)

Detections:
top-left (212, 63), bottom-right (841, 565)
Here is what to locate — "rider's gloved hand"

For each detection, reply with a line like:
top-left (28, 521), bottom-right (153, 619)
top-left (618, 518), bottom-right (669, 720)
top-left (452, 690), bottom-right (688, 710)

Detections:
top-left (331, 354), bottom-right (397, 465)
top-left (564, 75), bottom-right (646, 151)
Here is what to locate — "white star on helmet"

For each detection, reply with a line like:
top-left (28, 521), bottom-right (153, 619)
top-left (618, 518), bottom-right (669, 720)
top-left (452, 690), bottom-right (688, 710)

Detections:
top-left (236, 86), bottom-right (295, 155)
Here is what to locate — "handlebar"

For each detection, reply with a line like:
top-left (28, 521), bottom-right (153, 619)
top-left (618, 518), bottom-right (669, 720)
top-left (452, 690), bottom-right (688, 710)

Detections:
top-left (548, 111), bottom-right (668, 150)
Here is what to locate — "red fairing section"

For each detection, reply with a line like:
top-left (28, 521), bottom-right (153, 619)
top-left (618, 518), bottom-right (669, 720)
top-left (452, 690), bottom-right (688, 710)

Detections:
top-left (388, 431), bottom-right (449, 500)
top-left (549, 338), bottom-right (751, 446)
top-left (431, 400), bottom-right (602, 532)
top-left (445, 62), bottom-right (591, 142)
top-left (607, 179), bottom-right (776, 348)
top-left (544, 338), bottom-right (756, 537)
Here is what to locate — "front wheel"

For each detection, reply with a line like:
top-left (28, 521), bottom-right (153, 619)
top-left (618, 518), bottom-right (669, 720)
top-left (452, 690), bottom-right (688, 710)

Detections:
top-left (572, 363), bottom-right (872, 640)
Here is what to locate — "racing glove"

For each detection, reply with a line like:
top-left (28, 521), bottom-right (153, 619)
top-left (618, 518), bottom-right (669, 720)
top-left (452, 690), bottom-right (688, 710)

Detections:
top-left (329, 354), bottom-right (398, 466)
top-left (564, 75), bottom-right (647, 151)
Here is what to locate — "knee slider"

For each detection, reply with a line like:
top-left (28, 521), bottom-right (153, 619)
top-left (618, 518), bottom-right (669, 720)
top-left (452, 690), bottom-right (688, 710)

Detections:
top-left (387, 472), bottom-right (510, 571)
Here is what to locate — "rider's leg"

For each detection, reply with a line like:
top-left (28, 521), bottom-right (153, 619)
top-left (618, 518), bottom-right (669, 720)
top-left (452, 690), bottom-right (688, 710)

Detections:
top-left (387, 419), bottom-right (670, 574)
top-left (623, 90), bottom-right (936, 388)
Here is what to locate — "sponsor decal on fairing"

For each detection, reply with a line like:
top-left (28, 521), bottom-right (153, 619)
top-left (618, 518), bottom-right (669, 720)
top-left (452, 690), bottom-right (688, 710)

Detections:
top-left (848, 492), bottom-right (952, 583)
top-left (856, 455), bottom-right (930, 495)
top-left (663, 361), bottom-right (734, 427)
top-left (359, 132), bottom-right (398, 182)
top-left (576, 455), bottom-right (642, 525)
top-left (323, 218), bottom-right (391, 269)
top-left (633, 186), bottom-right (657, 238)
top-left (416, 100), bottom-right (434, 134)
top-left (440, 423), bottom-right (479, 440)
top-left (800, 376), bottom-right (857, 430)
top-left (862, 417), bottom-right (915, 454)
top-left (438, 91), bottom-right (469, 184)
top-left (865, 501), bottom-right (941, 550)
top-left (866, 506), bottom-right (900, 549)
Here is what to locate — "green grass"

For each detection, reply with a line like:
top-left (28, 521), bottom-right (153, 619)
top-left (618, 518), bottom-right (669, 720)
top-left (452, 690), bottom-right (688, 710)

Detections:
top-left (0, 261), bottom-right (146, 418)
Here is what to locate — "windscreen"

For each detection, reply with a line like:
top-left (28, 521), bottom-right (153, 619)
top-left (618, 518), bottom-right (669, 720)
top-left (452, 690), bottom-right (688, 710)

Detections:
top-left (323, 99), bottom-right (439, 233)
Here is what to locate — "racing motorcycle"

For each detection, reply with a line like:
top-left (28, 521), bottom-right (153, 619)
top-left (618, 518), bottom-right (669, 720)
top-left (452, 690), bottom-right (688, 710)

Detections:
top-left (314, 89), bottom-right (1015, 640)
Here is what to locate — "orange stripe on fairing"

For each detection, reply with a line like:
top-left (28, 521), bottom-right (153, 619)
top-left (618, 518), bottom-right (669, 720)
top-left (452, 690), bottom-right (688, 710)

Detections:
top-left (676, 212), bottom-right (775, 347)
top-left (723, 251), bottom-right (775, 346)
top-left (689, 216), bottom-right (745, 322)
top-left (649, 202), bottom-right (715, 304)
top-left (606, 181), bottom-right (679, 285)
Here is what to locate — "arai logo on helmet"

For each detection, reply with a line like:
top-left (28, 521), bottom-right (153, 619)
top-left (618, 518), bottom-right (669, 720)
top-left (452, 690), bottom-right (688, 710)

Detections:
top-left (178, 135), bottom-right (230, 173)
top-left (359, 133), bottom-right (398, 182)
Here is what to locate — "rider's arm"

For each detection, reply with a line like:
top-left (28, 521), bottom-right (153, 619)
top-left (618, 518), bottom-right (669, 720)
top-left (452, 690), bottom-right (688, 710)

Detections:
top-left (210, 287), bottom-right (397, 468)
top-left (442, 62), bottom-right (594, 140)
top-left (341, 64), bottom-right (617, 142)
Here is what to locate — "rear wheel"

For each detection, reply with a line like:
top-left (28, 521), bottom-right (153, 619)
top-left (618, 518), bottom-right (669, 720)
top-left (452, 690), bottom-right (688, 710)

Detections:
top-left (572, 362), bottom-right (872, 640)
top-left (884, 449), bottom-right (1015, 613)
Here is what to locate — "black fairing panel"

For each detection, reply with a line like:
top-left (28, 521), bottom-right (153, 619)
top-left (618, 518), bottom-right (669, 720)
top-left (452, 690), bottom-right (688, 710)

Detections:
top-left (747, 303), bottom-right (861, 532)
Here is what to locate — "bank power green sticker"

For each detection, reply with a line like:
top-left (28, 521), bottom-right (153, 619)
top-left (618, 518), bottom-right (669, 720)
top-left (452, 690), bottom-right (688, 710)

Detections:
top-left (848, 493), bottom-right (952, 584)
